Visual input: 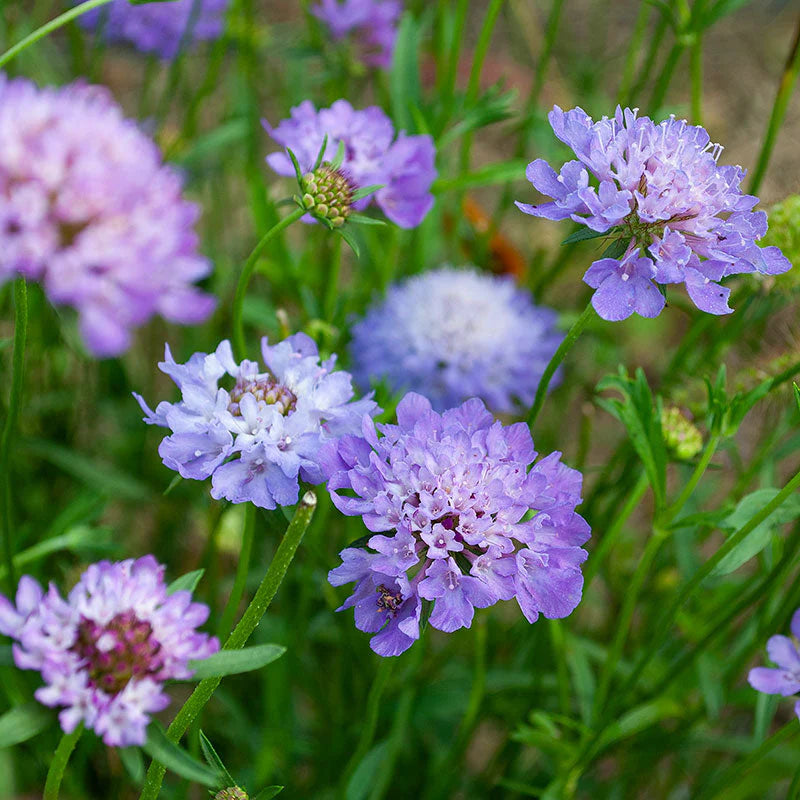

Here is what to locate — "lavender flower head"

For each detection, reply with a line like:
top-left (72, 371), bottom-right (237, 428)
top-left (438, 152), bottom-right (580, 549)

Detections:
top-left (0, 75), bottom-right (214, 357)
top-left (748, 608), bottom-right (800, 720)
top-left (312, 0), bottom-right (401, 69)
top-left (517, 106), bottom-right (791, 321)
top-left (324, 393), bottom-right (590, 656)
top-left (77, 0), bottom-right (230, 60)
top-left (0, 557), bottom-right (218, 746)
top-left (135, 334), bottom-right (379, 509)
top-left (350, 266), bottom-right (564, 413)
top-left (264, 100), bottom-right (436, 229)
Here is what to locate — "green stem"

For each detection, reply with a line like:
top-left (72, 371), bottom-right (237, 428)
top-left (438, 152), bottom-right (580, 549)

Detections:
top-left (43, 723), bottom-right (84, 800)
top-left (340, 658), bottom-right (393, 791)
top-left (138, 492), bottom-right (317, 800)
top-left (550, 619), bottom-right (571, 716)
top-left (324, 236), bottom-right (343, 322)
top-left (590, 525), bottom-right (669, 724)
top-left (0, 278), bottom-right (27, 595)
top-left (749, 13), bottom-right (800, 195)
top-left (583, 471), bottom-right (649, 587)
top-left (217, 504), bottom-right (255, 638)
top-left (649, 41), bottom-right (685, 111)
top-left (690, 32), bottom-right (703, 123)
top-left (526, 302), bottom-right (594, 430)
top-left (232, 207), bottom-right (306, 359)
top-left (617, 1), bottom-right (651, 103)
top-left (660, 433), bottom-right (721, 525)
top-left (0, 0), bottom-right (113, 67)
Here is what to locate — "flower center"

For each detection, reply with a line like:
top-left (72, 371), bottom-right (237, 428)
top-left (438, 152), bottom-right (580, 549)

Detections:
top-left (228, 375), bottom-right (297, 417)
top-left (300, 164), bottom-right (356, 227)
top-left (72, 612), bottom-right (162, 696)
top-left (375, 584), bottom-right (403, 615)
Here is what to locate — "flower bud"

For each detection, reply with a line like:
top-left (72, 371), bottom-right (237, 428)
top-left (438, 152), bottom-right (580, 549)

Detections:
top-left (300, 163), bottom-right (355, 227)
top-left (661, 406), bottom-right (703, 461)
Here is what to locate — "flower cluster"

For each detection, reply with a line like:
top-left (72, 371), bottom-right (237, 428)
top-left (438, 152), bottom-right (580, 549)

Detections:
top-left (748, 609), bottom-right (800, 720)
top-left (0, 75), bottom-right (214, 357)
top-left (312, 0), bottom-right (401, 69)
top-left (517, 106), bottom-right (791, 320)
top-left (135, 334), bottom-right (379, 509)
top-left (265, 100), bottom-right (436, 229)
top-left (350, 266), bottom-right (564, 413)
top-left (0, 557), bottom-right (218, 746)
top-left (77, 0), bottom-right (230, 60)
top-left (325, 393), bottom-right (590, 656)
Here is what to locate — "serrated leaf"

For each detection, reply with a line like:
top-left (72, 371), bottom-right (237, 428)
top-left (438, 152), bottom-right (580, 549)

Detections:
top-left (562, 227), bottom-right (611, 245)
top-left (143, 724), bottom-right (221, 788)
top-left (167, 569), bottom-right (204, 596)
top-left (199, 731), bottom-right (234, 787)
top-left (0, 704), bottom-right (51, 749)
top-left (188, 644), bottom-right (286, 679)
top-left (711, 489), bottom-right (800, 576)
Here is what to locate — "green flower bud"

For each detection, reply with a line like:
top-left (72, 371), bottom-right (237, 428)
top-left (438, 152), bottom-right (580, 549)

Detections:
top-left (214, 788), bottom-right (249, 800)
top-left (661, 406), bottom-right (703, 461)
top-left (300, 163), bottom-right (355, 225)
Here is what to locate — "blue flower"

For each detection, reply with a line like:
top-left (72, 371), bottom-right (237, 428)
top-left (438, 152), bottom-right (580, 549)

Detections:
top-left (135, 334), bottom-right (379, 509)
top-left (349, 266), bottom-right (564, 413)
top-left (325, 393), bottom-right (590, 656)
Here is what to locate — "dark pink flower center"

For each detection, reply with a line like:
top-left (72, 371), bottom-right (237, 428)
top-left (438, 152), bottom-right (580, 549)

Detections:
top-left (72, 612), bottom-right (162, 696)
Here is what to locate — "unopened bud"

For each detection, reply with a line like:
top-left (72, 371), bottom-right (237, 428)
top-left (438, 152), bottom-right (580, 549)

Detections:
top-left (300, 163), bottom-right (355, 225)
top-left (661, 406), bottom-right (703, 460)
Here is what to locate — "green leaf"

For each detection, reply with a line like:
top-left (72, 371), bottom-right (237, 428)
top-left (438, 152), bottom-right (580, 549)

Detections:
top-left (199, 730), bottom-right (234, 787)
top-left (600, 238), bottom-right (631, 259)
top-left (119, 747), bottom-right (146, 785)
top-left (188, 644), bottom-right (287, 679)
top-left (346, 741), bottom-right (389, 800)
top-left (143, 724), bottom-right (221, 788)
top-left (253, 787), bottom-right (284, 800)
top-left (595, 698), bottom-right (683, 751)
top-left (167, 569), bottom-right (205, 595)
top-left (312, 134), bottom-right (329, 172)
top-left (338, 227), bottom-right (361, 259)
top-left (0, 704), bottom-right (51, 749)
top-left (390, 13), bottom-right (421, 131)
top-left (794, 382), bottom-right (800, 414)
top-left (329, 139), bottom-right (346, 170)
top-left (351, 184), bottom-right (384, 202)
top-left (348, 214), bottom-right (387, 226)
top-left (711, 488), bottom-right (800, 576)
top-left (562, 227), bottom-right (611, 245)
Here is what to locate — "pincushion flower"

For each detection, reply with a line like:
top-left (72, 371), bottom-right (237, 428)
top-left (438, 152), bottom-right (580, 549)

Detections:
top-left (312, 0), bottom-right (401, 69)
top-left (0, 557), bottom-right (218, 746)
top-left (350, 266), bottom-right (564, 413)
top-left (748, 609), bottom-right (800, 719)
top-left (324, 393), bottom-right (590, 656)
top-left (264, 100), bottom-right (436, 228)
top-left (77, 0), bottom-right (230, 60)
top-left (134, 334), bottom-right (379, 509)
top-left (517, 105), bottom-right (791, 321)
top-left (0, 75), bottom-right (214, 356)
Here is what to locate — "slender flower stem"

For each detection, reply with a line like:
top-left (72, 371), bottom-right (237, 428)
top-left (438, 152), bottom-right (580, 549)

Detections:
top-left (690, 33), bottom-right (703, 124)
top-left (617, 1), bottom-right (651, 103)
top-left (0, 0), bottom-right (113, 67)
top-left (217, 503), bottom-right (255, 638)
top-left (43, 723), bottom-right (84, 800)
top-left (583, 471), bottom-right (649, 587)
top-left (660, 433), bottom-right (721, 525)
top-left (138, 492), bottom-right (317, 800)
top-left (526, 302), bottom-right (594, 430)
top-left (1, 278), bottom-right (27, 596)
top-left (749, 12), bottom-right (800, 195)
top-left (232, 207), bottom-right (306, 359)
top-left (324, 236), bottom-right (342, 322)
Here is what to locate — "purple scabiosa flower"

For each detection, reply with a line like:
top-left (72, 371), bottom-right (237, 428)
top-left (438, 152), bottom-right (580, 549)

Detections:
top-left (134, 334), bottom-right (380, 509)
top-left (325, 393), bottom-right (590, 656)
top-left (349, 266), bottom-right (564, 413)
top-left (0, 75), bottom-right (214, 357)
top-left (264, 100), bottom-right (436, 229)
top-left (0, 557), bottom-right (218, 746)
top-left (312, 0), bottom-right (401, 69)
top-left (77, 0), bottom-right (230, 60)
top-left (516, 106), bottom-right (792, 321)
top-left (748, 609), bottom-right (800, 720)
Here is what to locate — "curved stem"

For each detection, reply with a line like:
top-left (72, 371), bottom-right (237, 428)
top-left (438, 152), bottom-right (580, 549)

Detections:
top-left (138, 492), bottom-right (317, 800)
top-left (43, 723), bottom-right (84, 800)
top-left (217, 503), bottom-right (255, 638)
top-left (0, 0), bottom-right (113, 67)
top-left (749, 12), bottom-right (800, 195)
top-left (1, 278), bottom-right (28, 595)
top-left (526, 302), bottom-right (594, 430)
top-left (232, 207), bottom-right (306, 359)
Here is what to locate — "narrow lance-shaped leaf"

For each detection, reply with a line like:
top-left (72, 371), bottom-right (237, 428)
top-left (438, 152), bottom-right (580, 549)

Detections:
top-left (188, 643), bottom-right (287, 679)
top-left (143, 723), bottom-right (222, 788)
